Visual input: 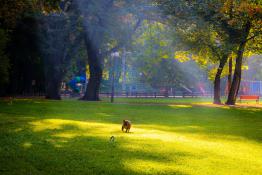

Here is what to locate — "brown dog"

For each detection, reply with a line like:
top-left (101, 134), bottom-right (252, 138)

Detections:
top-left (122, 120), bottom-right (131, 133)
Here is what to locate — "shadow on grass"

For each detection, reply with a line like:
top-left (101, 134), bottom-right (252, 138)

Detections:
top-left (0, 118), bottom-right (190, 175)
top-left (0, 99), bottom-right (262, 144)
top-left (0, 111), bottom-right (262, 175)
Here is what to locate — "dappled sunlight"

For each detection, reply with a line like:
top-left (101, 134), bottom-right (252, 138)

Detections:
top-left (1, 99), bottom-right (262, 175)
top-left (96, 112), bottom-right (113, 117)
top-left (53, 132), bottom-right (80, 139)
top-left (122, 137), bottom-right (262, 175)
top-left (22, 142), bottom-right (32, 149)
top-left (122, 125), bottom-right (262, 174)
top-left (168, 104), bottom-right (192, 108)
top-left (192, 102), bottom-right (231, 109)
top-left (14, 128), bottom-right (23, 132)
top-left (30, 119), bottom-right (122, 140)
top-left (190, 102), bottom-right (262, 111)
top-left (235, 104), bottom-right (262, 111)
top-left (123, 157), bottom-right (236, 175)
top-left (30, 119), bottom-right (119, 133)
top-left (1, 0), bottom-right (262, 173)
top-left (28, 118), bottom-right (262, 174)
top-left (139, 124), bottom-right (205, 133)
top-left (123, 158), bottom-right (182, 175)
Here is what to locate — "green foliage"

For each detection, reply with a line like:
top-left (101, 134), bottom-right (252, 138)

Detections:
top-left (156, 0), bottom-right (262, 70)
top-left (0, 0), bottom-right (61, 28)
top-left (129, 20), bottom-right (208, 89)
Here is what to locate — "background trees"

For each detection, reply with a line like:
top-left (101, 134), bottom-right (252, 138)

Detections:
top-left (0, 0), bottom-right (261, 104)
top-left (129, 20), bottom-right (208, 92)
top-left (0, 0), bottom-right (61, 96)
top-left (156, 0), bottom-right (262, 105)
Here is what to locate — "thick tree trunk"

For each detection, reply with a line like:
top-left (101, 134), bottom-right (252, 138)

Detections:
top-left (45, 57), bottom-right (62, 100)
top-left (213, 57), bottom-right (227, 104)
top-left (226, 22), bottom-right (251, 105)
top-left (45, 78), bottom-right (61, 100)
top-left (82, 35), bottom-right (102, 101)
top-left (225, 47), bottom-right (244, 105)
top-left (44, 56), bottom-right (63, 100)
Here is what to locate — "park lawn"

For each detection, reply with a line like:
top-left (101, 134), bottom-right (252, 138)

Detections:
top-left (0, 98), bottom-right (262, 175)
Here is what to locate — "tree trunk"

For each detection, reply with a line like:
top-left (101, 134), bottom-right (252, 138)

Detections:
top-left (44, 55), bottom-right (63, 100)
top-left (213, 57), bottom-right (227, 104)
top-left (45, 77), bottom-right (61, 100)
top-left (82, 35), bottom-right (102, 101)
top-left (226, 22), bottom-right (251, 105)
top-left (227, 56), bottom-right (232, 94)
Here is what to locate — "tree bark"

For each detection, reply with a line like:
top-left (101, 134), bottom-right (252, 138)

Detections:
top-left (82, 35), bottom-right (102, 101)
top-left (226, 22), bottom-right (251, 105)
top-left (44, 53), bottom-right (63, 100)
top-left (45, 75), bottom-right (62, 100)
top-left (213, 57), bottom-right (227, 104)
top-left (227, 56), bottom-right (232, 94)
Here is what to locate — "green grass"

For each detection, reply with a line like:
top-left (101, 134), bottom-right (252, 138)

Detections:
top-left (102, 97), bottom-right (213, 104)
top-left (0, 98), bottom-right (262, 175)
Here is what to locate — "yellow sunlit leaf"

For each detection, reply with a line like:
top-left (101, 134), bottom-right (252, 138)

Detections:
top-left (174, 51), bottom-right (190, 62)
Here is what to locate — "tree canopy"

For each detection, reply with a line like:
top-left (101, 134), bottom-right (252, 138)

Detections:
top-left (0, 0), bottom-right (261, 104)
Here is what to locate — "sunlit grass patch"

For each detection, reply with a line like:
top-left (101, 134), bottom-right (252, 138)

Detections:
top-left (0, 99), bottom-right (262, 175)
top-left (28, 118), bottom-right (262, 175)
top-left (22, 142), bottom-right (32, 149)
top-left (168, 104), bottom-right (192, 108)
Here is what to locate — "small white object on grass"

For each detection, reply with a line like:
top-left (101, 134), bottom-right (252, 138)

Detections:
top-left (110, 136), bottom-right (115, 142)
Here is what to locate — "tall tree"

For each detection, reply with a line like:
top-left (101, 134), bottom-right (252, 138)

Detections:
top-left (72, 0), bottom-right (149, 100)
top-left (157, 0), bottom-right (234, 104)
top-left (224, 1), bottom-right (262, 104)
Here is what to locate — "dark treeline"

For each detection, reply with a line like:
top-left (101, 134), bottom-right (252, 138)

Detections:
top-left (0, 0), bottom-right (61, 96)
top-left (0, 0), bottom-right (85, 99)
top-left (7, 16), bottom-right (45, 95)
